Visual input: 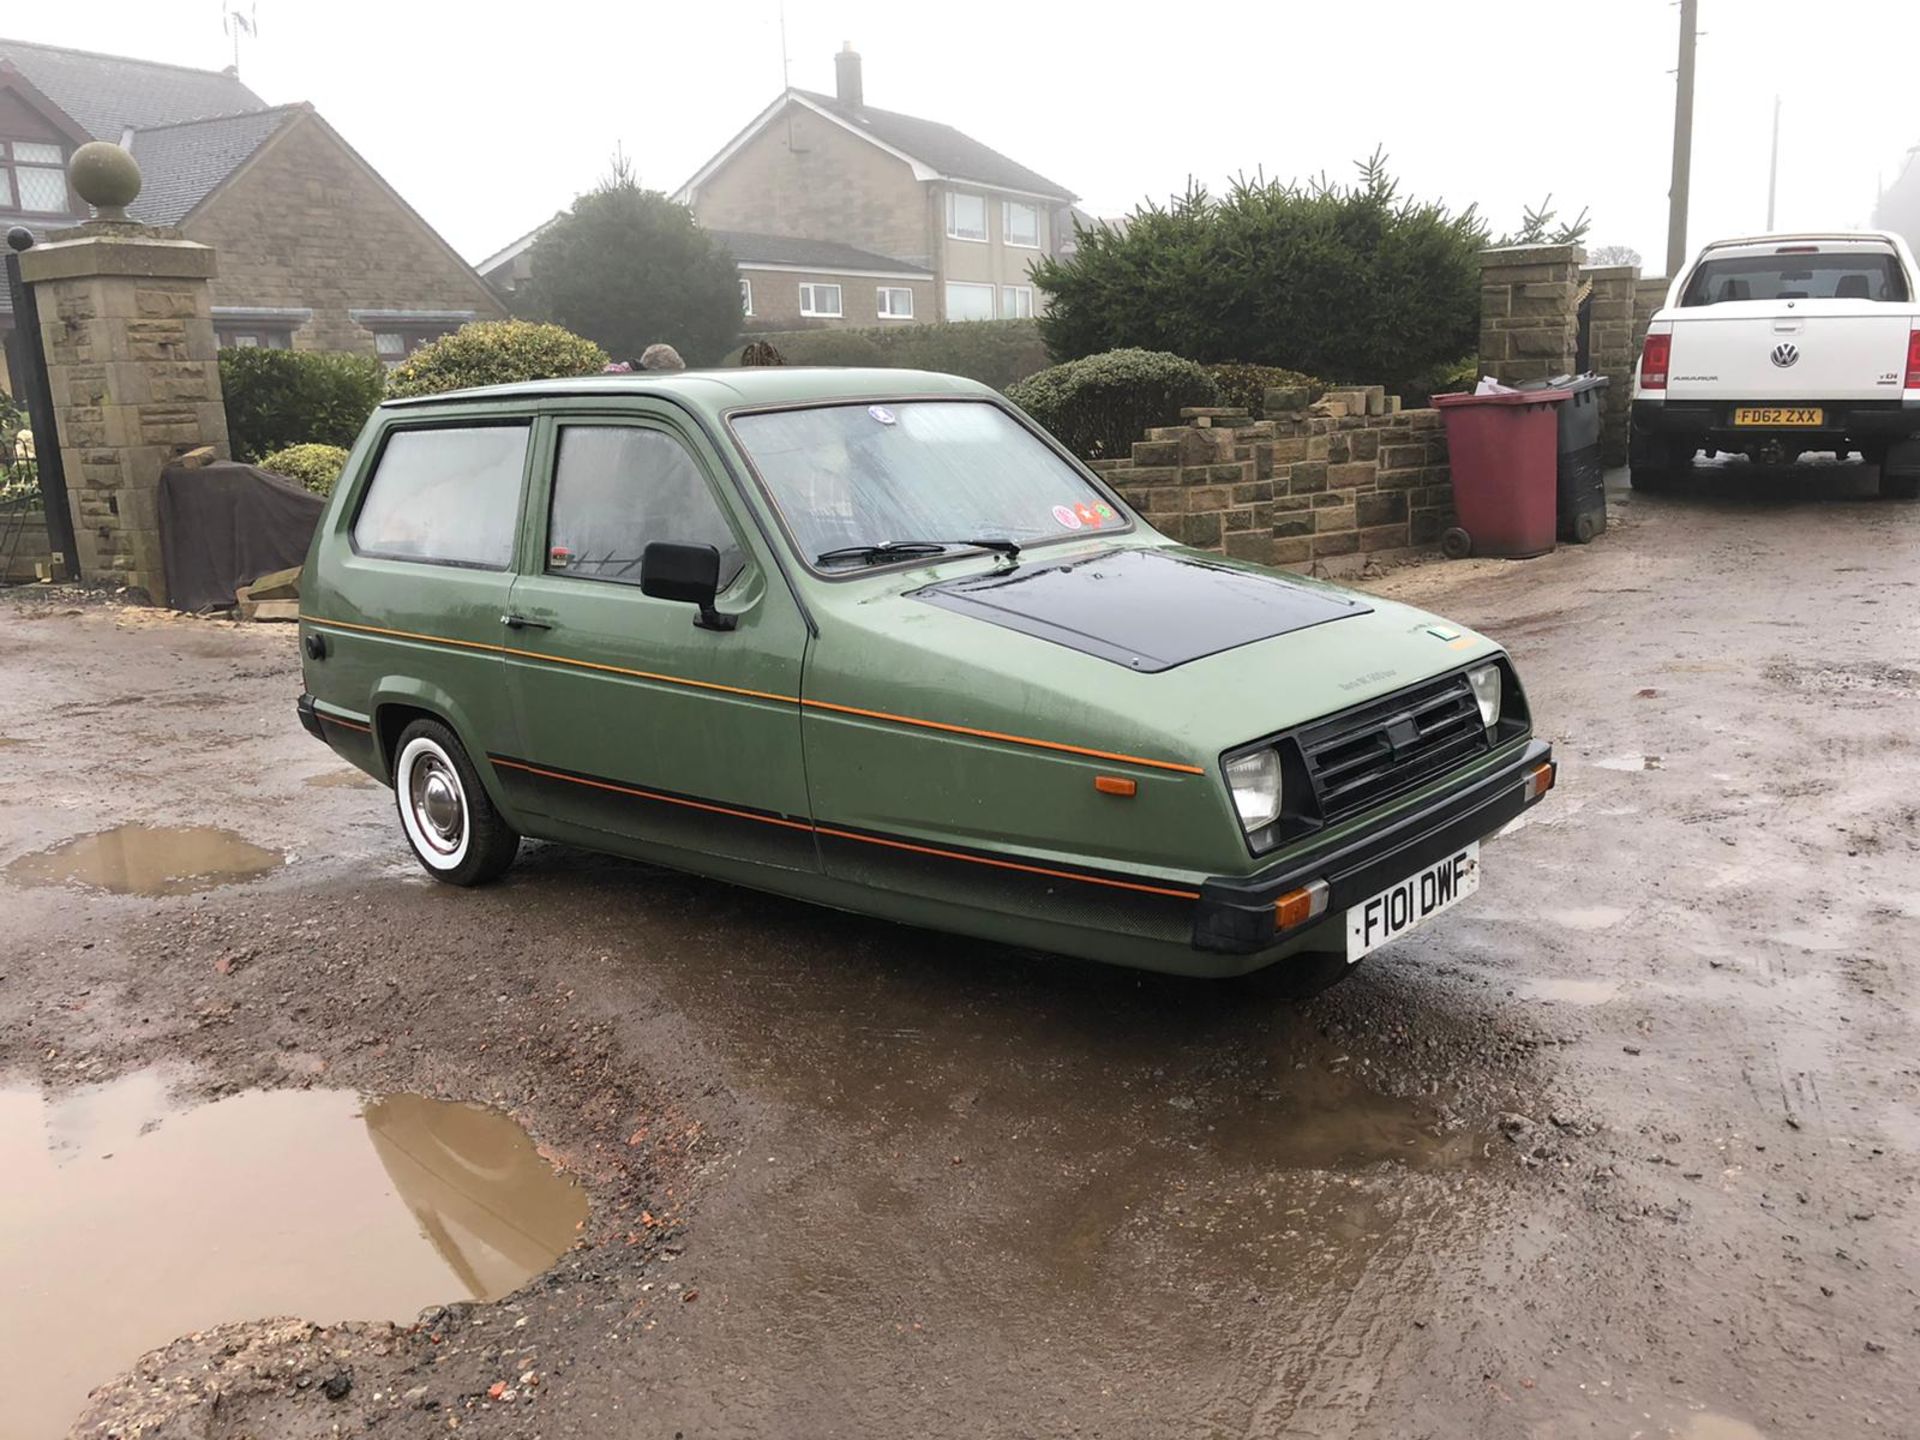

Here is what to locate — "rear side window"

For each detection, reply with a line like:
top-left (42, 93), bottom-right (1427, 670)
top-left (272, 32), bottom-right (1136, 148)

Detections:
top-left (1680, 252), bottom-right (1910, 305)
top-left (352, 425), bottom-right (529, 568)
top-left (546, 426), bottom-right (744, 588)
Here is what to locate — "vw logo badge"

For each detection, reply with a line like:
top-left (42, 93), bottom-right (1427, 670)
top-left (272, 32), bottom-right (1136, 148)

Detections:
top-left (1770, 342), bottom-right (1800, 368)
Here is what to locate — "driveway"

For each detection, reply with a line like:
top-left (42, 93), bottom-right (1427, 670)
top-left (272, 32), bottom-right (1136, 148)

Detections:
top-left (0, 464), bottom-right (1913, 1439)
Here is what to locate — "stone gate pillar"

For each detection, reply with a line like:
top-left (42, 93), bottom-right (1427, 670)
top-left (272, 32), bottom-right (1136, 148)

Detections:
top-left (18, 143), bottom-right (229, 602)
top-left (1582, 263), bottom-right (1640, 466)
top-left (1477, 243), bottom-right (1585, 386)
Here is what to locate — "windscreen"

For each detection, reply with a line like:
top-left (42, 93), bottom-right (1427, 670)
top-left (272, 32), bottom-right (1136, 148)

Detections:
top-left (731, 401), bottom-right (1123, 564)
top-left (1680, 251), bottom-right (1909, 306)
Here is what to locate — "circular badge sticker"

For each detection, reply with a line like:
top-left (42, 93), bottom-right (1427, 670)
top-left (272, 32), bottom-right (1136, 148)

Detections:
top-left (1051, 503), bottom-right (1082, 530)
top-left (867, 405), bottom-right (897, 425)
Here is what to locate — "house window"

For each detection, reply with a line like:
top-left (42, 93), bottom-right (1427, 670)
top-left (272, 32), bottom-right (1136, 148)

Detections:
top-left (799, 283), bottom-right (842, 318)
top-left (740, 278), bottom-right (754, 316)
top-left (946, 191), bottom-right (987, 242)
top-left (1004, 201), bottom-right (1040, 248)
top-left (216, 326), bottom-right (293, 350)
top-left (877, 287), bottom-right (914, 320)
top-left (372, 327), bottom-right (455, 368)
top-left (945, 282), bottom-right (995, 322)
top-left (1000, 285), bottom-right (1034, 319)
top-left (0, 139), bottom-right (69, 214)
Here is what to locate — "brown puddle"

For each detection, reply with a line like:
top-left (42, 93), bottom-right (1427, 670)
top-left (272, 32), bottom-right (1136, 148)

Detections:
top-left (0, 1072), bottom-right (586, 1440)
top-left (4, 824), bottom-right (284, 896)
top-left (1204, 1067), bottom-right (1485, 1171)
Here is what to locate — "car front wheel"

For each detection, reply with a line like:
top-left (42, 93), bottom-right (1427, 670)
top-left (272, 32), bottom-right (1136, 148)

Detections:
top-left (392, 718), bottom-right (519, 885)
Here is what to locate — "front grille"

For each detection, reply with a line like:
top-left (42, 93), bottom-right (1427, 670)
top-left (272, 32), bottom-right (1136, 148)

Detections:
top-left (1296, 673), bottom-right (1491, 822)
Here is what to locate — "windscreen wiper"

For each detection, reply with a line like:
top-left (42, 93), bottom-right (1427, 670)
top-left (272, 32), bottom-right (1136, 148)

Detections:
top-left (815, 538), bottom-right (1022, 567)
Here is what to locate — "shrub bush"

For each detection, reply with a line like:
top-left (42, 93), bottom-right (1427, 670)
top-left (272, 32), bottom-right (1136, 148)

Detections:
top-left (386, 320), bottom-right (608, 400)
top-left (524, 170), bottom-right (742, 367)
top-left (0, 391), bottom-right (36, 503)
top-left (1398, 354), bottom-right (1479, 409)
top-left (732, 320), bottom-right (1050, 390)
top-left (1204, 362), bottom-right (1327, 414)
top-left (219, 349), bottom-right (386, 462)
top-left (1005, 349), bottom-right (1221, 460)
top-left (259, 442), bottom-right (350, 497)
top-left (1032, 153), bottom-right (1487, 391)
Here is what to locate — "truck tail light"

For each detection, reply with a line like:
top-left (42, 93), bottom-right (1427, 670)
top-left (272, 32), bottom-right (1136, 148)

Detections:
top-left (1906, 326), bottom-right (1920, 390)
top-left (1641, 332), bottom-right (1671, 391)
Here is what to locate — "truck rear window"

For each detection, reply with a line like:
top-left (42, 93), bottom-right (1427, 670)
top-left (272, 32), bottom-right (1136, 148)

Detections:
top-left (1680, 252), bottom-right (1909, 306)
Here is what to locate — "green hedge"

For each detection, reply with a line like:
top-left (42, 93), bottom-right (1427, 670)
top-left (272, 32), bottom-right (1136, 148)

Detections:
top-left (386, 320), bottom-right (608, 400)
top-left (219, 349), bottom-right (387, 462)
top-left (259, 443), bottom-right (350, 498)
top-left (730, 320), bottom-right (1050, 390)
top-left (1032, 157), bottom-right (1486, 391)
top-left (1005, 349), bottom-right (1221, 461)
top-left (1204, 362), bottom-right (1327, 414)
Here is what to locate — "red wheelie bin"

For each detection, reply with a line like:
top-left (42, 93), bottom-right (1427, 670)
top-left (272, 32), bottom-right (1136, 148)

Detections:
top-left (1432, 388), bottom-right (1567, 558)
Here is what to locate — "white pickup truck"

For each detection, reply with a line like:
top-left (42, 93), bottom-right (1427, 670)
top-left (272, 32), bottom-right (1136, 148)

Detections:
top-left (1630, 231), bottom-right (1920, 498)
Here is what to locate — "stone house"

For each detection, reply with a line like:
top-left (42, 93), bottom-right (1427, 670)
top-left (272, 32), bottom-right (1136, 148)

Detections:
top-left (672, 45), bottom-right (1078, 327)
top-left (0, 37), bottom-right (503, 392)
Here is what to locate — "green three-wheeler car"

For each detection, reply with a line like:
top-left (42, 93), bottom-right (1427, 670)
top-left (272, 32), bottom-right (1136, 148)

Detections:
top-left (296, 368), bottom-right (1554, 992)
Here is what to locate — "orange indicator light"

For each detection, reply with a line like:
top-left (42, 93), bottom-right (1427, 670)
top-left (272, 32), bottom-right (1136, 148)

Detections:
top-left (1094, 775), bottom-right (1137, 797)
top-left (1274, 879), bottom-right (1330, 931)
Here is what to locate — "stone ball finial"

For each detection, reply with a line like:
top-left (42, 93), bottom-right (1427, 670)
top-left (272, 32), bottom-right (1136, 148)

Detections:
top-left (69, 141), bottom-right (143, 220)
top-left (6, 225), bottom-right (33, 253)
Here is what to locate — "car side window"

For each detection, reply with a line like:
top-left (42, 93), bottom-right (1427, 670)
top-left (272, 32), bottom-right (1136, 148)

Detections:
top-left (351, 425), bottom-right (528, 569)
top-left (547, 426), bottom-right (745, 588)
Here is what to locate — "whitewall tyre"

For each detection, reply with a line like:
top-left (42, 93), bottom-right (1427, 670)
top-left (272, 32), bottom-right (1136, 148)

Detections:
top-left (391, 718), bottom-right (519, 886)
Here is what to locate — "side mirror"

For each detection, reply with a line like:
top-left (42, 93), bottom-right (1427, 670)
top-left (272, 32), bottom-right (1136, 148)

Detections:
top-left (640, 542), bottom-right (736, 631)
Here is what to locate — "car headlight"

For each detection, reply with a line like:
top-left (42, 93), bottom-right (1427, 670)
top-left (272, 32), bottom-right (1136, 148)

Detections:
top-left (1224, 748), bottom-right (1283, 833)
top-left (1468, 664), bottom-right (1503, 728)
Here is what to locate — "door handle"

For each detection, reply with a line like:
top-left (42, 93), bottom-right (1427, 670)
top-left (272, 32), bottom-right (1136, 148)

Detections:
top-left (501, 614), bottom-right (553, 631)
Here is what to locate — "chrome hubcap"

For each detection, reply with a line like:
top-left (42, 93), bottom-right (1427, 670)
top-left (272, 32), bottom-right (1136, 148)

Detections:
top-left (410, 755), bottom-right (464, 854)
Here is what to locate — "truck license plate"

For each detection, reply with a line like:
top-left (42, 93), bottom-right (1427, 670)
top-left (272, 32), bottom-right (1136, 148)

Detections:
top-left (1345, 844), bottom-right (1479, 963)
top-left (1732, 407), bottom-right (1823, 426)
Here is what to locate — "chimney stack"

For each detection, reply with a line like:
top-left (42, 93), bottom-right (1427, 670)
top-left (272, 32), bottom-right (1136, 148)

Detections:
top-left (835, 42), bottom-right (863, 108)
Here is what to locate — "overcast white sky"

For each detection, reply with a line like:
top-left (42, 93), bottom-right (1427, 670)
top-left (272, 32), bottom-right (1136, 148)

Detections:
top-left (11, 1), bottom-right (1920, 273)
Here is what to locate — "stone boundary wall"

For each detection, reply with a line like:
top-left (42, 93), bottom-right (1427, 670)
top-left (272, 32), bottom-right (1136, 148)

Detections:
top-left (1092, 389), bottom-right (1453, 575)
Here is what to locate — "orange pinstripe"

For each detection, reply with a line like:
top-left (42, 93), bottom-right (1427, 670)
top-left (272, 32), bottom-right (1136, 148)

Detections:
top-left (300, 613), bottom-right (1203, 775)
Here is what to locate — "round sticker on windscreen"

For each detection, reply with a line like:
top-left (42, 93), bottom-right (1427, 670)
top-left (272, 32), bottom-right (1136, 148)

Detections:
top-left (1051, 503), bottom-right (1082, 530)
top-left (867, 405), bottom-right (897, 425)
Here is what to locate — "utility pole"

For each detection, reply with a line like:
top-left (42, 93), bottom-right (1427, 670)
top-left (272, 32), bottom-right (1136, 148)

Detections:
top-left (1766, 95), bottom-right (1781, 230)
top-left (1666, 0), bottom-right (1698, 276)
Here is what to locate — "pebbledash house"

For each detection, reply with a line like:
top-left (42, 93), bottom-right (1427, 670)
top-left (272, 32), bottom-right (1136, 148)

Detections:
top-left (0, 37), bottom-right (503, 393)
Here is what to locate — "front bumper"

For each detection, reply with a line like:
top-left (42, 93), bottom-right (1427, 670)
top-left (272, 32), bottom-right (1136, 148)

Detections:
top-left (1192, 738), bottom-right (1554, 954)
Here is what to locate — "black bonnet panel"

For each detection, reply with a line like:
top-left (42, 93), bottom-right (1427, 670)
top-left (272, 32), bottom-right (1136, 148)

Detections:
top-left (912, 547), bottom-right (1371, 672)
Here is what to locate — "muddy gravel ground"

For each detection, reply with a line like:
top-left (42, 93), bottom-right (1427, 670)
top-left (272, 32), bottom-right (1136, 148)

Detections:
top-left (1, 463), bottom-right (1916, 1439)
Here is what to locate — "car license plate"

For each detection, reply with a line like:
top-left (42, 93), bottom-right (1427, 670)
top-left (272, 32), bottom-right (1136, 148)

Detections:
top-left (1345, 844), bottom-right (1479, 963)
top-left (1732, 406), bottom-right (1823, 427)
